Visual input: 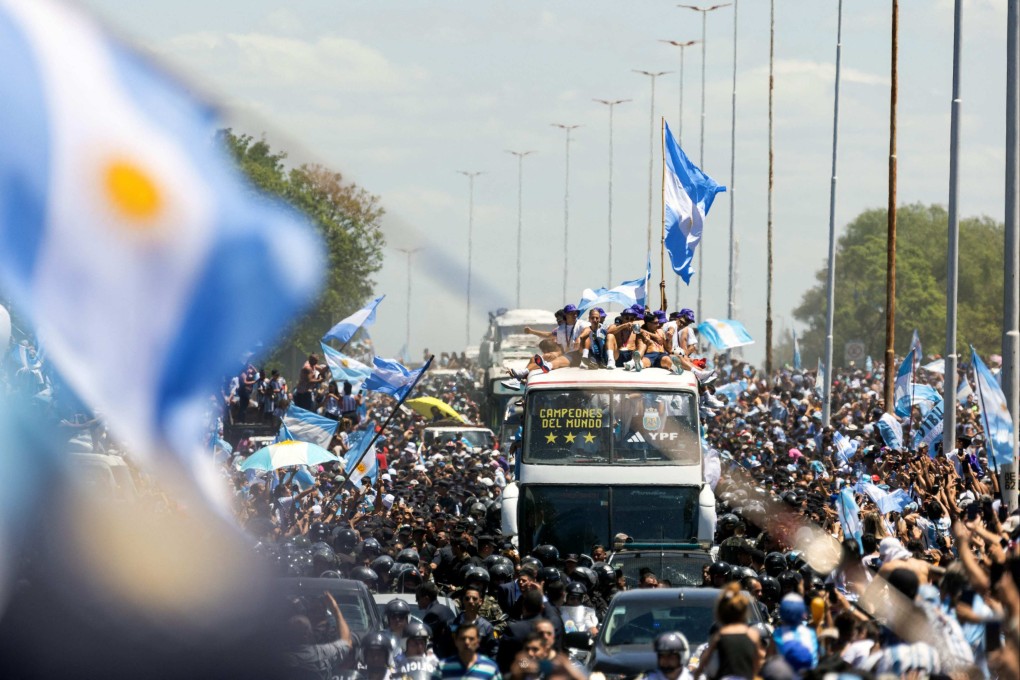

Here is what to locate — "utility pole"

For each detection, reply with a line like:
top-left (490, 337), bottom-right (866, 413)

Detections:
top-left (552, 123), bottom-right (580, 303)
top-left (822, 0), bottom-right (844, 425)
top-left (679, 3), bottom-right (732, 320)
top-left (884, 0), bottom-right (899, 412)
top-left (634, 70), bottom-right (671, 260)
top-left (765, 0), bottom-right (776, 382)
top-left (456, 170), bottom-right (483, 346)
top-left (394, 246), bottom-right (422, 357)
top-left (943, 0), bottom-right (963, 464)
top-left (1002, 0), bottom-right (1019, 510)
top-left (594, 98), bottom-right (630, 285)
top-left (727, 1), bottom-right (739, 321)
top-left (506, 150), bottom-right (535, 308)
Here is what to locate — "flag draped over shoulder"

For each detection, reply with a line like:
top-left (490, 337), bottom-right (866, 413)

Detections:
top-left (0, 0), bottom-right (321, 472)
top-left (322, 295), bottom-right (384, 345)
top-left (971, 347), bottom-right (1016, 469)
top-left (875, 412), bottom-right (903, 450)
top-left (696, 319), bottom-right (754, 351)
top-left (578, 260), bottom-right (650, 312)
top-left (662, 121), bottom-right (726, 284)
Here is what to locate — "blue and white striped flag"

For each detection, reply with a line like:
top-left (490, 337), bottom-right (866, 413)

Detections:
top-left (896, 383), bottom-right (942, 418)
top-left (875, 412), bottom-right (903, 450)
top-left (320, 342), bottom-right (372, 390)
top-left (715, 380), bottom-right (747, 404)
top-left (957, 377), bottom-right (973, 404)
top-left (662, 121), bottom-right (726, 283)
top-left (971, 347), bottom-right (1016, 469)
top-left (832, 430), bottom-right (856, 465)
top-left (864, 483), bottom-right (912, 515)
top-left (865, 355), bottom-right (873, 373)
top-left (696, 319), bottom-right (754, 351)
top-left (816, 358), bottom-right (826, 397)
top-left (281, 404), bottom-right (339, 450)
top-left (893, 348), bottom-right (916, 417)
top-left (792, 329), bottom-right (802, 370)
top-left (0, 0), bottom-right (322, 475)
top-left (322, 295), bottom-right (384, 345)
top-left (837, 487), bottom-right (862, 547)
top-left (364, 356), bottom-right (430, 400)
top-left (578, 259), bottom-right (649, 312)
top-left (344, 423), bottom-right (378, 486)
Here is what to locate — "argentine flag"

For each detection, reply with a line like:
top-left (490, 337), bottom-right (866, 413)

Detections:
top-left (971, 347), bottom-right (1016, 469)
top-left (836, 487), bottom-right (862, 548)
top-left (792, 329), bottom-right (802, 370)
top-left (893, 348), bottom-right (916, 417)
top-left (344, 423), bottom-right (378, 487)
top-left (320, 342), bottom-right (372, 390)
top-left (875, 412), bottom-right (903, 450)
top-left (696, 319), bottom-right (754, 351)
top-left (0, 0), bottom-right (322, 474)
top-left (578, 260), bottom-right (650, 312)
top-left (281, 404), bottom-right (340, 450)
top-left (322, 295), bottom-right (384, 345)
top-left (662, 121), bottom-right (726, 284)
top-left (364, 355), bottom-right (432, 401)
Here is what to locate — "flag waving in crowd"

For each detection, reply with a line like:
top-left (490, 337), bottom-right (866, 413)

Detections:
top-left (662, 120), bottom-right (726, 283)
top-left (322, 295), bottom-right (384, 346)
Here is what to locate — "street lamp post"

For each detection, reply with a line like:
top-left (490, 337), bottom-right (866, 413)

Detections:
top-left (506, 150), bottom-right (536, 308)
top-left (659, 39), bottom-right (699, 307)
top-left (457, 170), bottom-right (483, 346)
top-left (679, 3), bottom-right (732, 321)
top-left (394, 246), bottom-right (422, 358)
top-left (552, 124), bottom-right (580, 303)
top-left (634, 70), bottom-right (672, 261)
top-left (593, 98), bottom-right (630, 284)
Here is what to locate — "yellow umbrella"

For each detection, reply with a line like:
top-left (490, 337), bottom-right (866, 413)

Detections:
top-left (405, 396), bottom-right (466, 423)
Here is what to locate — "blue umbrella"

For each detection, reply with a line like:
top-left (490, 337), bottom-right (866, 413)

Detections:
top-left (240, 439), bottom-right (339, 471)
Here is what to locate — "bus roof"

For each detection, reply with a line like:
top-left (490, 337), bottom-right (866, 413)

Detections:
top-left (525, 367), bottom-right (699, 391)
top-left (495, 309), bottom-right (557, 326)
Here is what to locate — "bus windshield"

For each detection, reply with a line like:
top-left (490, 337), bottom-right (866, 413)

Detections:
top-left (524, 390), bottom-right (699, 465)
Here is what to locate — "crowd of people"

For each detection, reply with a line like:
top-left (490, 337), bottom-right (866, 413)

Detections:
top-left (4, 313), bottom-right (1019, 680)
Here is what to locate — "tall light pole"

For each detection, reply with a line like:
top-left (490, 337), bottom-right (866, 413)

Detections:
top-left (594, 98), bottom-right (630, 284)
top-left (1002, 0), bottom-right (1019, 510)
top-left (394, 246), bottom-right (422, 358)
top-left (634, 69), bottom-right (672, 260)
top-left (884, 0), bottom-right (899, 412)
top-left (506, 150), bottom-right (535, 308)
top-left (765, 0), bottom-right (775, 383)
top-left (727, 2), bottom-right (739, 321)
top-left (943, 0), bottom-right (962, 479)
top-left (822, 0), bottom-right (844, 425)
top-left (679, 3), bottom-right (731, 321)
top-left (552, 124), bottom-right (580, 303)
top-left (457, 170), bottom-right (483, 346)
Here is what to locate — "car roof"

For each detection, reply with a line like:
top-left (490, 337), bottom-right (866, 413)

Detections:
top-left (607, 587), bottom-right (723, 605)
top-left (280, 577), bottom-right (369, 593)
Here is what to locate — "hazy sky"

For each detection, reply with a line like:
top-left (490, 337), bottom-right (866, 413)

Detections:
top-left (83, 0), bottom-right (1011, 364)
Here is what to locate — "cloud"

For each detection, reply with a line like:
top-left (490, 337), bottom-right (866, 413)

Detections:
top-left (160, 31), bottom-right (427, 94)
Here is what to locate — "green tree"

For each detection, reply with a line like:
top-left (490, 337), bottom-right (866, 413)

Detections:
top-left (793, 203), bottom-right (1004, 367)
top-left (221, 130), bottom-right (385, 362)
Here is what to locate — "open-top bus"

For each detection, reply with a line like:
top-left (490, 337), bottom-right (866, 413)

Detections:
top-left (502, 367), bottom-right (716, 555)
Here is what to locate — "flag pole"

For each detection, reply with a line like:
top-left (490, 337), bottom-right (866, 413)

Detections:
top-left (343, 355), bottom-right (434, 491)
top-left (660, 116), bottom-right (668, 311)
top-left (974, 351), bottom-right (1001, 479)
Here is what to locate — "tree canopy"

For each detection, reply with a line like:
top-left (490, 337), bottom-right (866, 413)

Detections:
top-left (793, 203), bottom-right (1004, 366)
top-left (221, 130), bottom-right (385, 361)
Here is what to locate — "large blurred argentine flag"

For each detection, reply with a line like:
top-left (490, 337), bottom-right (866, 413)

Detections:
top-left (0, 0), bottom-right (322, 474)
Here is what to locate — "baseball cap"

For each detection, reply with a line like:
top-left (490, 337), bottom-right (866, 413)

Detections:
top-left (563, 304), bottom-right (579, 314)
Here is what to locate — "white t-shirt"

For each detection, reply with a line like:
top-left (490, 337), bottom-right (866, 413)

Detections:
top-left (565, 318), bottom-right (590, 352)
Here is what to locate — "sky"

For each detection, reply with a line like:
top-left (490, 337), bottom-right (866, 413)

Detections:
top-left (82, 0), bottom-right (1013, 365)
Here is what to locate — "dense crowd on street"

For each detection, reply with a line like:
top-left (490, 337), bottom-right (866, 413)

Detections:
top-left (4, 311), bottom-right (1019, 680)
